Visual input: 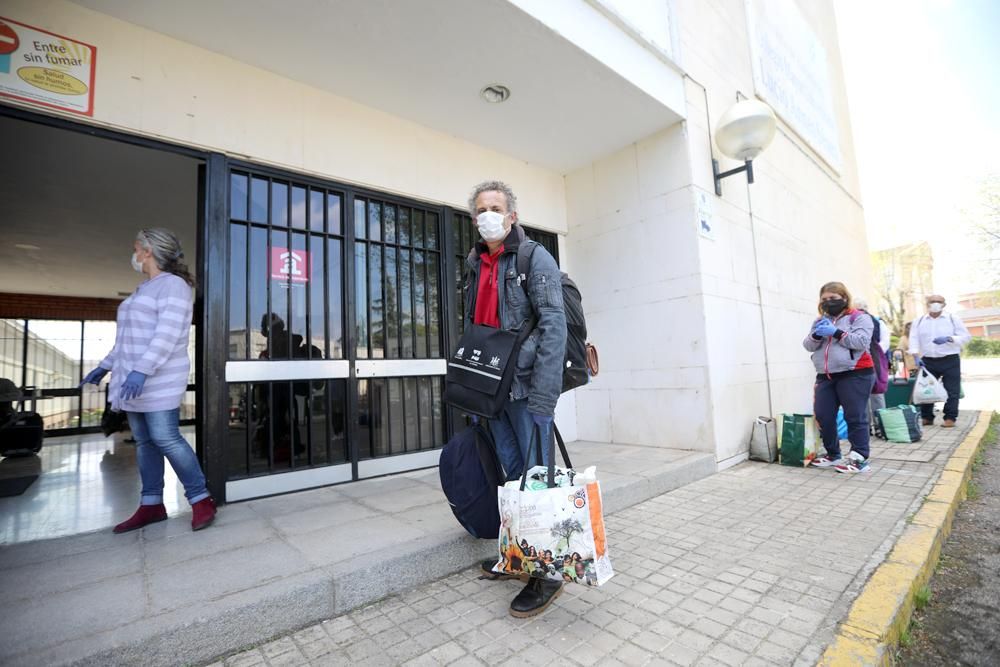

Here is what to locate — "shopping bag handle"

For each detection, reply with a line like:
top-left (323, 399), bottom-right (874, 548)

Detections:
top-left (518, 423), bottom-right (573, 491)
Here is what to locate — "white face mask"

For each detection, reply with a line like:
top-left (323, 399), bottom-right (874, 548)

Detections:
top-left (131, 252), bottom-right (144, 273)
top-left (928, 302), bottom-right (944, 314)
top-left (476, 211), bottom-right (507, 243)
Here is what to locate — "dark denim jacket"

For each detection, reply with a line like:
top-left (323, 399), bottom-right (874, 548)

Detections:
top-left (464, 224), bottom-right (566, 416)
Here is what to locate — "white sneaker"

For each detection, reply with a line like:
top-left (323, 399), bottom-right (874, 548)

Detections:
top-left (811, 456), bottom-right (843, 468)
top-left (835, 452), bottom-right (870, 474)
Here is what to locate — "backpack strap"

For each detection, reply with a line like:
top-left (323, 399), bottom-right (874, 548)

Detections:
top-left (516, 240), bottom-right (540, 313)
top-left (516, 240), bottom-right (539, 288)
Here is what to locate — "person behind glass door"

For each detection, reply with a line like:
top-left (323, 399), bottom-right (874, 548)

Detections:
top-left (802, 282), bottom-right (876, 474)
top-left (908, 294), bottom-right (971, 427)
top-left (462, 180), bottom-right (567, 618)
top-left (81, 228), bottom-right (216, 532)
top-left (255, 313), bottom-right (306, 460)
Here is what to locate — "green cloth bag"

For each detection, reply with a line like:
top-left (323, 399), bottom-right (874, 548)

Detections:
top-left (875, 406), bottom-right (923, 443)
top-left (779, 414), bottom-right (819, 467)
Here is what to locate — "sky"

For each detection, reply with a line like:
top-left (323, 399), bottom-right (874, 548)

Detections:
top-left (835, 0), bottom-right (1000, 299)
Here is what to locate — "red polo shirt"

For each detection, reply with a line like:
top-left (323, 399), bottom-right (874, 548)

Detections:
top-left (473, 246), bottom-right (503, 328)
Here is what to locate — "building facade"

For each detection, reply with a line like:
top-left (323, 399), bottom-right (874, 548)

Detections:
top-left (0, 0), bottom-right (869, 501)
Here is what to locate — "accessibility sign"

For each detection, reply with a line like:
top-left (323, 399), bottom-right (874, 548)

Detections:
top-left (0, 16), bottom-right (96, 116)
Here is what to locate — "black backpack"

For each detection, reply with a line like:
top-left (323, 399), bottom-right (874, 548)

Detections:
top-left (517, 241), bottom-right (594, 393)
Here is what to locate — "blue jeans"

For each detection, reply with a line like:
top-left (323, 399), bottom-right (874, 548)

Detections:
top-left (489, 399), bottom-right (551, 481)
top-left (126, 409), bottom-right (210, 506)
top-left (814, 372), bottom-right (875, 460)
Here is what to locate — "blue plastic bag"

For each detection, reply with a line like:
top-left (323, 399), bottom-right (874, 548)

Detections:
top-left (836, 407), bottom-right (848, 440)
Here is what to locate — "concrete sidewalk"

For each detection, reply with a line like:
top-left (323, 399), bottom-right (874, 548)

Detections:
top-left (0, 440), bottom-right (715, 667)
top-left (213, 412), bottom-right (984, 667)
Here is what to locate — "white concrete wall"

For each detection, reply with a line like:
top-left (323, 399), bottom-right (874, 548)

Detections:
top-left (1, 0), bottom-right (567, 232)
top-left (677, 0), bottom-right (868, 463)
top-left (565, 122), bottom-right (717, 453)
top-left (568, 0), bottom-right (868, 462)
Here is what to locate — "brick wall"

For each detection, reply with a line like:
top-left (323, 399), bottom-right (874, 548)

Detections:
top-left (0, 293), bottom-right (121, 321)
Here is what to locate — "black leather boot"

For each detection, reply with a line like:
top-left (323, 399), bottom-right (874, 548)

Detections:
top-left (509, 577), bottom-right (563, 618)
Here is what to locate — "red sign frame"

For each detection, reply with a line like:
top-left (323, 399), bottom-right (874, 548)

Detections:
top-left (0, 16), bottom-right (97, 117)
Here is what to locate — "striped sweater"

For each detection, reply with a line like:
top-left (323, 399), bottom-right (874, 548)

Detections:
top-left (100, 273), bottom-right (193, 412)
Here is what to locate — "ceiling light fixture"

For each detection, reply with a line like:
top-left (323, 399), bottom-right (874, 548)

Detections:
top-left (15, 243), bottom-right (41, 251)
top-left (480, 84), bottom-right (511, 103)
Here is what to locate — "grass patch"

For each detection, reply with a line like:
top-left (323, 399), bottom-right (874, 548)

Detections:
top-left (967, 479), bottom-right (981, 501)
top-left (915, 585), bottom-right (932, 611)
top-left (900, 626), bottom-right (914, 648)
top-left (905, 513), bottom-right (915, 524)
top-left (935, 554), bottom-right (952, 573)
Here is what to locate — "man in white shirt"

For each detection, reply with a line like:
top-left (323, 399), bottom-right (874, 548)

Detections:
top-left (908, 294), bottom-right (972, 427)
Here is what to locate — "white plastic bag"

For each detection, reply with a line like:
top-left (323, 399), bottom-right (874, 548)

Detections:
top-left (912, 367), bottom-right (948, 404)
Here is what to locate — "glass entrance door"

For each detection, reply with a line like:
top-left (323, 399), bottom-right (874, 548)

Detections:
top-left (223, 166), bottom-right (448, 500)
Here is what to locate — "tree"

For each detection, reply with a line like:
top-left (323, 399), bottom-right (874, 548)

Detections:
top-left (965, 173), bottom-right (1000, 287)
top-left (877, 286), bottom-right (911, 340)
top-left (550, 518), bottom-right (583, 554)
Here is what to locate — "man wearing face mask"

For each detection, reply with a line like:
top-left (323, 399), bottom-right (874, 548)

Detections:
top-left (908, 295), bottom-right (971, 427)
top-left (464, 180), bottom-right (567, 617)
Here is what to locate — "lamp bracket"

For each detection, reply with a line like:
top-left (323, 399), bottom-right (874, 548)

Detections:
top-left (713, 159), bottom-right (754, 196)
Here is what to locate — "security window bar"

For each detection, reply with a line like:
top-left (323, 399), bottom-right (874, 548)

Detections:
top-left (352, 197), bottom-right (443, 361)
top-left (227, 168), bottom-right (346, 475)
top-left (356, 376), bottom-right (444, 459)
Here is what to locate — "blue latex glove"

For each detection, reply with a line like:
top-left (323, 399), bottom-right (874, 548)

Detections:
top-left (932, 336), bottom-right (952, 345)
top-left (913, 355), bottom-right (925, 368)
top-left (813, 322), bottom-right (838, 337)
top-left (120, 371), bottom-right (147, 401)
top-left (79, 367), bottom-right (108, 387)
top-left (530, 412), bottom-right (553, 429)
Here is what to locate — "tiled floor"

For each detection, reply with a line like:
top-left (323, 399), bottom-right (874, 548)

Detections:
top-left (0, 428), bottom-right (193, 544)
top-left (214, 413), bottom-right (980, 667)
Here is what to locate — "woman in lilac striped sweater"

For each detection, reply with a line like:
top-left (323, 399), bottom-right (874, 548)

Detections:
top-left (81, 228), bottom-right (216, 532)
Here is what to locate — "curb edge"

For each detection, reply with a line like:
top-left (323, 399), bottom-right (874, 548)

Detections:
top-left (816, 410), bottom-right (994, 667)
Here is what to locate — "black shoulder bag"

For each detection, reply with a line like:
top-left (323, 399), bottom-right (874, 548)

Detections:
top-left (443, 319), bottom-right (535, 418)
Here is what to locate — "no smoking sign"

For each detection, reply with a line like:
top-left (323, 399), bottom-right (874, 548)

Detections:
top-left (0, 21), bottom-right (18, 55)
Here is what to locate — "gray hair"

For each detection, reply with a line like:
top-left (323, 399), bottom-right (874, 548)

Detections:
top-left (137, 227), bottom-right (195, 286)
top-left (467, 180), bottom-right (518, 217)
top-left (854, 298), bottom-right (868, 311)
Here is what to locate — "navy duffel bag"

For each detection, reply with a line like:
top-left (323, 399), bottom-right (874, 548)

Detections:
top-left (439, 423), bottom-right (504, 539)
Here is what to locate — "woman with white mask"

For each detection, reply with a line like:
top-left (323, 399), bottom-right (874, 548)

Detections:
top-left (81, 228), bottom-right (216, 532)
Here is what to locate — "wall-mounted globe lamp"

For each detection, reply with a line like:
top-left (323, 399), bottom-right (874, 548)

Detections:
top-left (712, 99), bottom-right (777, 196)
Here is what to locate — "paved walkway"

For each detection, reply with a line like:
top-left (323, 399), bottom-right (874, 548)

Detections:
top-left (0, 441), bottom-right (713, 667)
top-left (213, 411), bottom-right (981, 667)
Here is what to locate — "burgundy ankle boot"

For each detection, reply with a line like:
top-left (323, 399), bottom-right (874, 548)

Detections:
top-left (113, 504), bottom-right (168, 534)
top-left (191, 497), bottom-right (216, 531)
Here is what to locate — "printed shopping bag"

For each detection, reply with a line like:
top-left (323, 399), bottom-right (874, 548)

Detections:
top-left (748, 417), bottom-right (778, 463)
top-left (779, 413), bottom-right (820, 467)
top-left (912, 368), bottom-right (948, 405)
top-left (492, 426), bottom-right (614, 587)
top-left (874, 406), bottom-right (922, 443)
